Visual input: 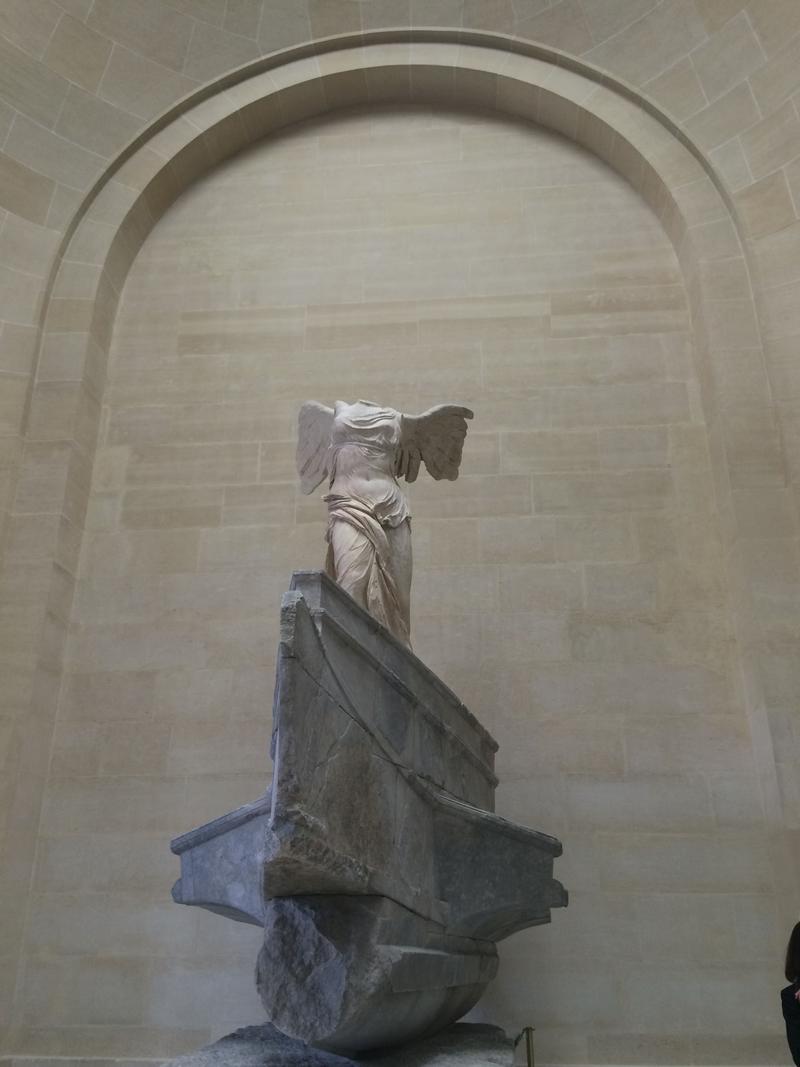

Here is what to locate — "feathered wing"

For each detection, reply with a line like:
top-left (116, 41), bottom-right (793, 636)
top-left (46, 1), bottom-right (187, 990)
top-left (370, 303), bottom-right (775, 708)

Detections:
top-left (396, 404), bottom-right (474, 483)
top-left (296, 401), bottom-right (334, 494)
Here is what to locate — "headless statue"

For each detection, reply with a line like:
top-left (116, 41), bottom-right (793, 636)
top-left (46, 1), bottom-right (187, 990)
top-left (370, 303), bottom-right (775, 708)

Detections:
top-left (296, 400), bottom-right (473, 647)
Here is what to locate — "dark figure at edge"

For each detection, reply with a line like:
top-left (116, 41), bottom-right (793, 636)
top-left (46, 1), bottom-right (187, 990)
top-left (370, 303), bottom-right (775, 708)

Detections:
top-left (782, 922), bottom-right (800, 1065)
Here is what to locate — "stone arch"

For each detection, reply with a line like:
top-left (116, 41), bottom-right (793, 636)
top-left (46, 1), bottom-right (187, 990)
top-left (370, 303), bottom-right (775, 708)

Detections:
top-left (28, 31), bottom-right (781, 832)
top-left (4, 27), bottom-right (793, 1059)
top-left (9, 25), bottom-right (788, 961)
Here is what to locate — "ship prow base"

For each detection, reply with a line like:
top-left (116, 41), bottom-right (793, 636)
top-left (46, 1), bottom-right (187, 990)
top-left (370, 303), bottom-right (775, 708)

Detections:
top-left (170, 572), bottom-right (566, 1054)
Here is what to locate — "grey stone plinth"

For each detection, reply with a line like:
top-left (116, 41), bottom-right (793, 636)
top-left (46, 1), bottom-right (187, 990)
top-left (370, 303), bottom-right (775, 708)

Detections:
top-left (256, 895), bottom-right (498, 1053)
top-left (163, 1022), bottom-right (513, 1066)
top-left (170, 571), bottom-right (566, 1054)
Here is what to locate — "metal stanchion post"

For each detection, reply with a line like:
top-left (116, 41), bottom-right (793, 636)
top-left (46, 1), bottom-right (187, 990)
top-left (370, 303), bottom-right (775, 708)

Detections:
top-left (513, 1025), bottom-right (535, 1066)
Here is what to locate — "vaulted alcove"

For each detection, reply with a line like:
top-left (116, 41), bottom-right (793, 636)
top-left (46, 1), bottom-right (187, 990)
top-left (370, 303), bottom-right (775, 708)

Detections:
top-left (3, 35), bottom-right (795, 1065)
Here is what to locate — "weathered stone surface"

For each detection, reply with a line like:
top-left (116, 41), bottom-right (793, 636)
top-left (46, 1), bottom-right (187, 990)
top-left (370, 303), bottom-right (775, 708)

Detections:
top-left (256, 896), bottom-right (497, 1052)
top-left (171, 791), bottom-right (271, 925)
top-left (164, 1022), bottom-right (513, 1066)
top-left (171, 572), bottom-right (565, 1053)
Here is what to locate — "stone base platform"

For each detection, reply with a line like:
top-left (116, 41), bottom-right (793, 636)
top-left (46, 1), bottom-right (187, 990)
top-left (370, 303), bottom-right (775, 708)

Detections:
top-left (164, 1022), bottom-right (513, 1066)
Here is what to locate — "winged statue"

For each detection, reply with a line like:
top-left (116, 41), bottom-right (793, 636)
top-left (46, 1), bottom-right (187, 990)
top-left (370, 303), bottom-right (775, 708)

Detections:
top-left (296, 400), bottom-right (473, 647)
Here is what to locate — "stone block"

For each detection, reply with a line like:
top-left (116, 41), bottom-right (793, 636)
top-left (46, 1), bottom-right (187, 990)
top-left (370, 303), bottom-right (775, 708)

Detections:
top-left (478, 516), bottom-right (555, 564)
top-left (20, 956), bottom-right (149, 1027)
top-left (533, 470), bottom-right (674, 514)
top-left (741, 100), bottom-right (800, 181)
top-left (0, 0), bottom-right (62, 59)
top-left (56, 84), bottom-right (141, 160)
top-left (0, 322), bottom-right (37, 376)
top-left (753, 222), bottom-right (800, 291)
top-left (121, 486), bottom-right (223, 530)
top-left (685, 82), bottom-right (760, 152)
top-left (708, 138), bottom-right (751, 193)
top-left (517, 0), bottom-right (592, 54)
top-left (225, 0), bottom-right (262, 37)
top-left (761, 276), bottom-right (800, 340)
top-left (0, 34), bottom-right (69, 126)
top-left (99, 43), bottom-right (199, 121)
top-left (0, 212), bottom-right (59, 279)
top-left (410, 474), bottom-right (532, 520)
top-left (689, 12), bottom-right (763, 102)
top-left (748, 0), bottom-right (800, 56)
top-left (411, 519), bottom-right (481, 567)
top-left (44, 13), bottom-right (113, 94)
top-left (550, 286), bottom-right (688, 338)
top-left (127, 442), bottom-right (260, 488)
top-left (643, 57), bottom-right (707, 121)
top-left (88, 0), bottom-right (194, 72)
top-left (183, 21), bottom-right (259, 82)
top-left (583, 0), bottom-right (705, 85)
top-left (555, 514), bottom-right (636, 562)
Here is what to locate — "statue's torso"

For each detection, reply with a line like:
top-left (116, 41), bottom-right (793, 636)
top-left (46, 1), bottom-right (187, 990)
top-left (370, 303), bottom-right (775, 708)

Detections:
top-left (325, 400), bottom-right (410, 527)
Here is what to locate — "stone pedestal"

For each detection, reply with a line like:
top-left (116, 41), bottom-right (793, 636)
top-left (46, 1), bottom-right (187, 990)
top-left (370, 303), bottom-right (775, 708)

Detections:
top-left (164, 1022), bottom-right (514, 1066)
top-left (170, 572), bottom-right (565, 1054)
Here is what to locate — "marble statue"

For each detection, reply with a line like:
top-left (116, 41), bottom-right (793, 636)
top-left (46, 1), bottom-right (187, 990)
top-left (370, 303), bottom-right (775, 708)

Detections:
top-left (296, 400), bottom-right (474, 646)
top-left (168, 375), bottom-right (566, 1065)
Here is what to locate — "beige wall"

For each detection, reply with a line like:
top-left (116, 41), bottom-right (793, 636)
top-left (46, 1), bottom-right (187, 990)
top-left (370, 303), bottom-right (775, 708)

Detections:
top-left (3, 2), bottom-right (800, 538)
top-left (1, 2), bottom-right (799, 1064)
top-left (8, 104), bottom-right (780, 1064)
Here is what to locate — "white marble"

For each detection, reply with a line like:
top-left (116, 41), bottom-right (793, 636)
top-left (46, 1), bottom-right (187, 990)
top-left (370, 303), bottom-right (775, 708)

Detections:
top-left (297, 399), bottom-right (473, 645)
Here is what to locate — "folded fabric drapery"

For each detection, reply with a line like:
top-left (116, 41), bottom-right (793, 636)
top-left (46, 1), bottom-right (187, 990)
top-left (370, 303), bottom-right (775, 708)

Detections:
top-left (297, 398), bottom-right (472, 646)
top-left (324, 495), bottom-right (411, 648)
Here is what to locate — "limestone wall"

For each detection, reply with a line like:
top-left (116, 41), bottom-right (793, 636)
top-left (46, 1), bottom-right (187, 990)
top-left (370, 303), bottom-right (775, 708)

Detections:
top-left (6, 103), bottom-right (776, 1063)
top-left (0, 2), bottom-right (799, 1064)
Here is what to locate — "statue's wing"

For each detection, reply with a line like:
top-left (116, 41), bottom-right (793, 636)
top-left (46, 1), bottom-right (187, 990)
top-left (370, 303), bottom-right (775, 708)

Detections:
top-left (296, 401), bottom-right (334, 494)
top-left (396, 405), bottom-right (474, 483)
